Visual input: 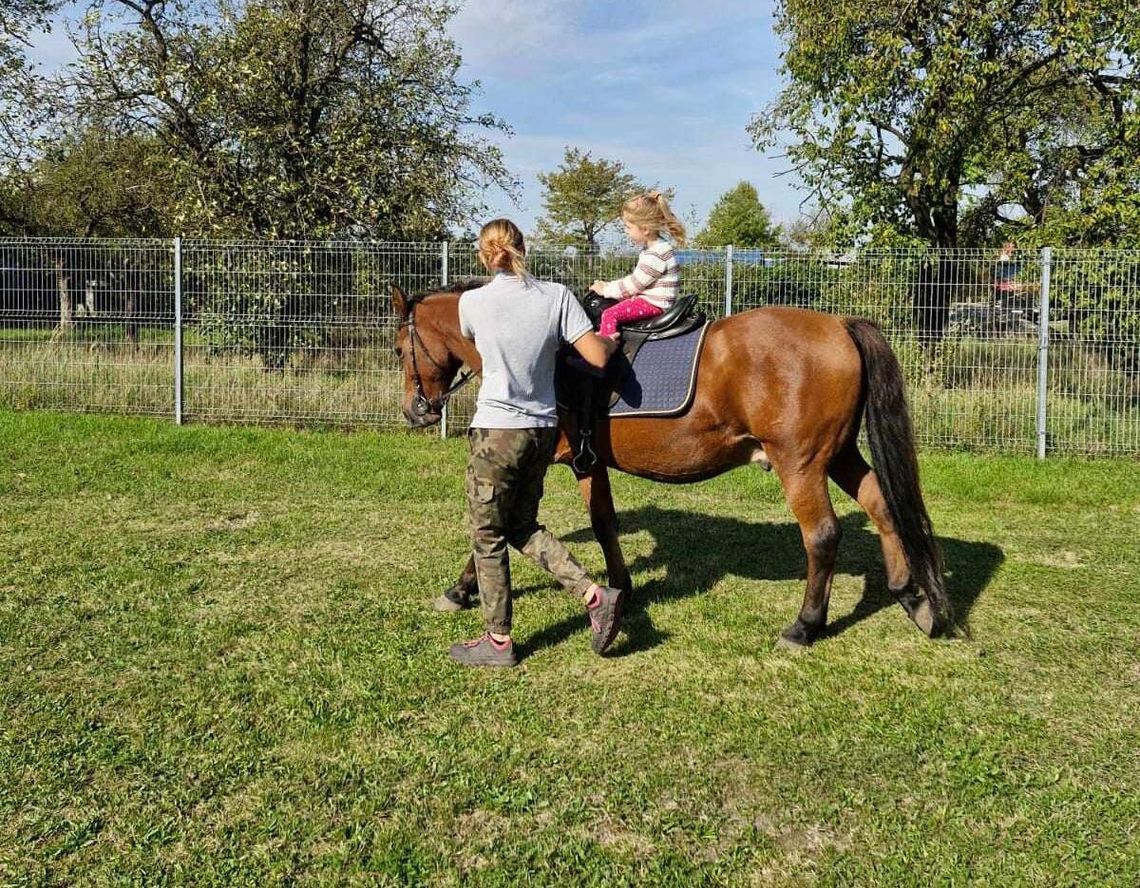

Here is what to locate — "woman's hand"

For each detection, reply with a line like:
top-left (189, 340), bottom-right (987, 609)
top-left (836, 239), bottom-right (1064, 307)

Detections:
top-left (589, 279), bottom-right (607, 295)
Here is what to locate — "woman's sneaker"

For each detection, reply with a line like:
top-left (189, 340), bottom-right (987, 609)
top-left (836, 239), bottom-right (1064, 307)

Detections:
top-left (449, 633), bottom-right (517, 667)
top-left (586, 586), bottom-right (624, 654)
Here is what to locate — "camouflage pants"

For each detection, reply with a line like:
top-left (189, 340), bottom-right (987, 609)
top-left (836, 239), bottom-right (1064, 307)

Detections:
top-left (466, 426), bottom-right (593, 635)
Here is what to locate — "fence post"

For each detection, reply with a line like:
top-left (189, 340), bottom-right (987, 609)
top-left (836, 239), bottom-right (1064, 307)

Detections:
top-left (724, 245), bottom-right (734, 316)
top-left (173, 236), bottom-right (184, 426)
top-left (1036, 247), bottom-right (1052, 459)
top-left (440, 241), bottom-right (449, 440)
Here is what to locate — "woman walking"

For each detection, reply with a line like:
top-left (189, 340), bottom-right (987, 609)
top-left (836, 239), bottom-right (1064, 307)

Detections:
top-left (450, 218), bottom-right (624, 667)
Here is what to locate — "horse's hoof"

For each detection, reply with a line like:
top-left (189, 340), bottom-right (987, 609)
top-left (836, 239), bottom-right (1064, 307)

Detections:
top-left (909, 597), bottom-right (943, 638)
top-left (894, 586), bottom-right (944, 638)
top-left (433, 586), bottom-right (474, 612)
top-left (775, 634), bottom-right (808, 653)
top-left (776, 621), bottom-right (816, 651)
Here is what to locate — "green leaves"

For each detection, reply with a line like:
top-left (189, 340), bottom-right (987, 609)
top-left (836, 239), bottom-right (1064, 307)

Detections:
top-left (51, 0), bottom-right (514, 239)
top-left (756, 0), bottom-right (1140, 248)
top-left (0, 1), bottom-right (62, 178)
top-left (694, 182), bottom-right (780, 249)
top-left (534, 147), bottom-right (644, 250)
top-left (17, 129), bottom-right (176, 237)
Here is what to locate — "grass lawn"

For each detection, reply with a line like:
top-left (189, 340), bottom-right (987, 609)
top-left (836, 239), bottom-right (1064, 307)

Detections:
top-left (1, 410), bottom-right (1138, 885)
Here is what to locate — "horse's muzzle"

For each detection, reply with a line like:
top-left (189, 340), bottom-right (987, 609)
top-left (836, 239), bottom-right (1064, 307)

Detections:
top-left (403, 404), bottom-right (441, 427)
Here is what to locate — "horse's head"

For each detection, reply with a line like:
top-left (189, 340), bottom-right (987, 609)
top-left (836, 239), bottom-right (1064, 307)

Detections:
top-left (391, 283), bottom-right (471, 428)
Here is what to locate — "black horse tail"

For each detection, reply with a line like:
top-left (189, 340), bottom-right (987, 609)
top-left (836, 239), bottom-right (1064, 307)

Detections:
top-left (845, 318), bottom-right (953, 634)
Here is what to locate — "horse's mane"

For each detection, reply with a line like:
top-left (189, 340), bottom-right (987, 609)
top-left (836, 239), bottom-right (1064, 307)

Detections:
top-left (412, 277), bottom-right (488, 303)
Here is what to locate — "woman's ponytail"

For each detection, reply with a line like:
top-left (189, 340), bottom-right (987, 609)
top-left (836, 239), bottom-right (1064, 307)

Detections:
top-left (477, 218), bottom-right (529, 279)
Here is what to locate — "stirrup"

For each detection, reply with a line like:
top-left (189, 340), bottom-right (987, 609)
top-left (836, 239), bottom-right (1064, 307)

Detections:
top-left (572, 430), bottom-right (597, 474)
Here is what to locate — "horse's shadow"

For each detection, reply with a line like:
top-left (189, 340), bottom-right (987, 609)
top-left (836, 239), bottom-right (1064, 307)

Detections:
top-left (516, 505), bottom-right (1002, 658)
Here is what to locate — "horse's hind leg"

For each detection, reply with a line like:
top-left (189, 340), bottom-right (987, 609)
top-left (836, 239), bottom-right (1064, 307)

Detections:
top-left (828, 444), bottom-right (938, 636)
top-left (773, 460), bottom-right (841, 649)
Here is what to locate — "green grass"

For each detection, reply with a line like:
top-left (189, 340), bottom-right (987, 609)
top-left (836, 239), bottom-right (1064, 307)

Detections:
top-left (1, 411), bottom-right (1139, 885)
top-left (0, 337), bottom-right (423, 428)
top-left (2, 335), bottom-right (1139, 455)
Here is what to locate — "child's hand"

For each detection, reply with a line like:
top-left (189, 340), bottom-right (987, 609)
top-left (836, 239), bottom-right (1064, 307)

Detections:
top-left (590, 280), bottom-right (606, 294)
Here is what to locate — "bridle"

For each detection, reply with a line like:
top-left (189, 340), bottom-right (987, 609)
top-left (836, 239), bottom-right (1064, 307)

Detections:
top-left (399, 298), bottom-right (476, 418)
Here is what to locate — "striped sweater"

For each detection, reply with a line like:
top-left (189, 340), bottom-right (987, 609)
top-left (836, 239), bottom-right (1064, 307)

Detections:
top-left (601, 238), bottom-right (679, 309)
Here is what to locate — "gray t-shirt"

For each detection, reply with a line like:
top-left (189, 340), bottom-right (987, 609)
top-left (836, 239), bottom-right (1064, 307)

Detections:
top-left (458, 274), bottom-right (592, 428)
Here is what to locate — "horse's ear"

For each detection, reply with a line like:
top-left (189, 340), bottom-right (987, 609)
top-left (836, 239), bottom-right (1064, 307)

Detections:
top-left (391, 283), bottom-right (410, 319)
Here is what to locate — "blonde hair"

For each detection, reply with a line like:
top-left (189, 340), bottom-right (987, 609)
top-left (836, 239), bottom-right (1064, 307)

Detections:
top-left (477, 218), bottom-right (528, 278)
top-left (623, 190), bottom-right (687, 246)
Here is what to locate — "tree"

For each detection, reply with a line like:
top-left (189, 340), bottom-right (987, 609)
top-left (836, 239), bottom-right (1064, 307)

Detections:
top-left (751, 0), bottom-right (1140, 249)
top-left (694, 181), bottom-right (780, 248)
top-left (0, 124), bottom-right (178, 340)
top-left (18, 126), bottom-right (174, 237)
top-left (779, 208), bottom-right (838, 252)
top-left (0, 1), bottom-right (61, 171)
top-left (45, 0), bottom-right (518, 368)
top-left (1, 0), bottom-right (64, 235)
top-left (69, 0), bottom-right (513, 239)
top-left (534, 147), bottom-right (644, 249)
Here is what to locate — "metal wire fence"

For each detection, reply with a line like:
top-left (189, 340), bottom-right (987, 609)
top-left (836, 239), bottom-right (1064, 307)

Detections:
top-left (1, 238), bottom-right (1137, 456)
top-left (0, 238), bottom-right (176, 417)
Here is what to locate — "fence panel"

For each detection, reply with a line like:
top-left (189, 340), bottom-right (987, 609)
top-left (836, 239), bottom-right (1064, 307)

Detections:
top-left (1, 238), bottom-right (1137, 456)
top-left (178, 241), bottom-right (442, 427)
top-left (688, 246), bottom-right (1052, 453)
top-left (1044, 250), bottom-right (1140, 455)
top-left (0, 238), bottom-right (175, 417)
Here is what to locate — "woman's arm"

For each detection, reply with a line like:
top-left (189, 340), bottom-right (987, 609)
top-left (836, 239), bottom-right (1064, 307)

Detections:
top-left (572, 331), bottom-right (618, 368)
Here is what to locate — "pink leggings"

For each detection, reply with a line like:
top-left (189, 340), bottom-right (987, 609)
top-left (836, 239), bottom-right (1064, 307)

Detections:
top-left (599, 296), bottom-right (664, 338)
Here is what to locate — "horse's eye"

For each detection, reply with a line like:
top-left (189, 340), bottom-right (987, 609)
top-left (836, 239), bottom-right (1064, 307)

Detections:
top-left (393, 346), bottom-right (402, 358)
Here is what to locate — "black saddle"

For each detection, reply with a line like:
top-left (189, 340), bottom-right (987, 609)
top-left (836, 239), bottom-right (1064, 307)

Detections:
top-left (558, 293), bottom-right (707, 473)
top-left (581, 292), bottom-right (705, 386)
top-left (582, 293), bottom-right (705, 347)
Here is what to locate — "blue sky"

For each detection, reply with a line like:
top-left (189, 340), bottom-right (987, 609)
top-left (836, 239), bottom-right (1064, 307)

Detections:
top-left (28, 0), bottom-right (806, 239)
top-left (447, 0), bottom-right (805, 237)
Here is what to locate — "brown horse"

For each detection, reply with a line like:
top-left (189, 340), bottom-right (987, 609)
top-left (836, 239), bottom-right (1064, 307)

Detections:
top-left (391, 282), bottom-right (951, 648)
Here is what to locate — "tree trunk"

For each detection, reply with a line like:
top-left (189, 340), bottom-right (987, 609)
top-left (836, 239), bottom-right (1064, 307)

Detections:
top-left (125, 291), bottom-right (138, 348)
top-left (82, 280), bottom-right (97, 317)
top-left (913, 254), bottom-right (953, 349)
top-left (52, 256), bottom-right (74, 341)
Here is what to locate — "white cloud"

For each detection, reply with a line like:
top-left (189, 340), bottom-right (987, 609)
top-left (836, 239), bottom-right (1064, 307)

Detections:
top-left (667, 0), bottom-right (770, 20)
top-left (448, 0), bottom-right (584, 78)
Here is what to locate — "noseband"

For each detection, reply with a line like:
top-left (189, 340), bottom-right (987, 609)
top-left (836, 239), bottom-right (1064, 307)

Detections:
top-left (400, 298), bottom-right (475, 418)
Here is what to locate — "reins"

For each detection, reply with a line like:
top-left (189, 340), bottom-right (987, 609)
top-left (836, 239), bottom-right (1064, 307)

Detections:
top-left (400, 299), bottom-right (476, 417)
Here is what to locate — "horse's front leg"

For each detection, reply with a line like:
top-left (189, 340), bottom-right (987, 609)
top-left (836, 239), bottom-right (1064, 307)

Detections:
top-left (577, 466), bottom-right (631, 595)
top-left (434, 554), bottom-right (478, 611)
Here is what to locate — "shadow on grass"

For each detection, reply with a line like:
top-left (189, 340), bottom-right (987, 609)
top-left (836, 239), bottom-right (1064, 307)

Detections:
top-left (516, 506), bottom-right (1002, 660)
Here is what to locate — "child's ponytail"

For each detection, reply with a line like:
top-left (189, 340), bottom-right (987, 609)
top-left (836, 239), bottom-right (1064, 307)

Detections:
top-left (653, 191), bottom-right (687, 246)
top-left (623, 190), bottom-right (687, 246)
